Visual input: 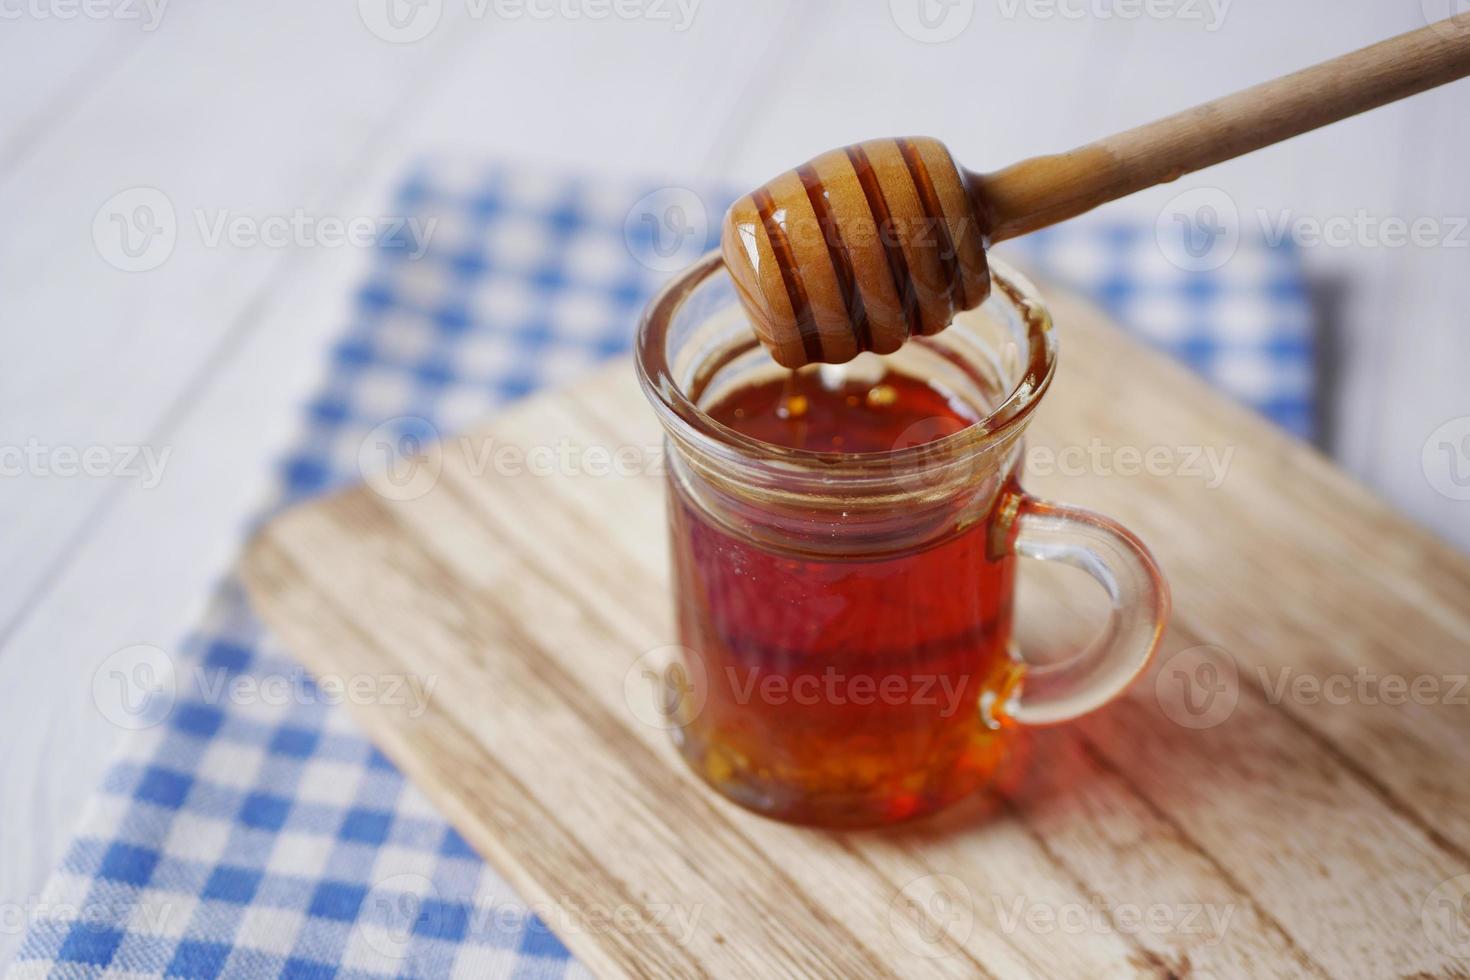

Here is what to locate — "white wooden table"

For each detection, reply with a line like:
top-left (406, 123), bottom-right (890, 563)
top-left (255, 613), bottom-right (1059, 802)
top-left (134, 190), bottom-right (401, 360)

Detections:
top-left (2, 1), bottom-right (1467, 968)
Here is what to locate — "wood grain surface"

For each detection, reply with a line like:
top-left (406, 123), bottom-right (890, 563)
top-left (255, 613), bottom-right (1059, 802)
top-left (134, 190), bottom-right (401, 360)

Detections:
top-left (241, 289), bottom-right (1470, 978)
top-left (12, 6), bottom-right (1470, 962)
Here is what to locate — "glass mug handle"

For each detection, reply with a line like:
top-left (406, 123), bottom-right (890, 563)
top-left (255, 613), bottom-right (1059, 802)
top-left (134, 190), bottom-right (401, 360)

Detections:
top-left (994, 488), bottom-right (1171, 726)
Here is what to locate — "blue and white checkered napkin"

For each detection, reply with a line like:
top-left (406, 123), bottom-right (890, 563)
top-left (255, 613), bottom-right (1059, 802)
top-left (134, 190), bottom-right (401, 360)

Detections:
top-left (9, 163), bottom-right (1315, 980)
top-left (1004, 222), bottom-right (1317, 438)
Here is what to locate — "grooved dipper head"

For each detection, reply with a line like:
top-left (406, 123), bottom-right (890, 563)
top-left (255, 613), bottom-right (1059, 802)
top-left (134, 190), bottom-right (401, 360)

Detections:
top-left (720, 137), bottom-right (991, 368)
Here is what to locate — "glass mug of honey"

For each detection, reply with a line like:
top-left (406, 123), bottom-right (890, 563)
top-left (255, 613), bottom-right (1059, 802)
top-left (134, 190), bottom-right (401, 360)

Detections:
top-left (636, 252), bottom-right (1169, 827)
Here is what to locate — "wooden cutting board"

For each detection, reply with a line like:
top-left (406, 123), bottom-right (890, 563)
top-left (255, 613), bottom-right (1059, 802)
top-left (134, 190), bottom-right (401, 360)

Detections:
top-left (241, 288), bottom-right (1470, 979)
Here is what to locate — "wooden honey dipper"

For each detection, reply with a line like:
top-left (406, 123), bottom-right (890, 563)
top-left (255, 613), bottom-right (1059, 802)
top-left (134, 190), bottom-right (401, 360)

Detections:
top-left (723, 14), bottom-right (1470, 368)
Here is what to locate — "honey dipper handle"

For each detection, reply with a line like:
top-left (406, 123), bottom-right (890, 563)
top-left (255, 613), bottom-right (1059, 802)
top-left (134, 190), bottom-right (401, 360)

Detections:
top-left (975, 13), bottom-right (1470, 242)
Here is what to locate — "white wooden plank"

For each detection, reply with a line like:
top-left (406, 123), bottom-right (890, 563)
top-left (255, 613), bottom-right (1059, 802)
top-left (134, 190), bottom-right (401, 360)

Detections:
top-left (0, 0), bottom-right (470, 640)
top-left (0, 5), bottom-right (474, 958)
top-left (0, 13), bottom-right (149, 172)
top-left (0, 1), bottom-right (801, 967)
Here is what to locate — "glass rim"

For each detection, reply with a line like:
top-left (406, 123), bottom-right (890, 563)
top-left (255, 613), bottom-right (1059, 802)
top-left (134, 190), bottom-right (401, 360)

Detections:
top-left (634, 249), bottom-right (1057, 469)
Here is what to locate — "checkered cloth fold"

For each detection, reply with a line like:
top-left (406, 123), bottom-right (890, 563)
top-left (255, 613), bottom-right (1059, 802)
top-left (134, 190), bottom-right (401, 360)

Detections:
top-left (8, 162), bottom-right (1314, 979)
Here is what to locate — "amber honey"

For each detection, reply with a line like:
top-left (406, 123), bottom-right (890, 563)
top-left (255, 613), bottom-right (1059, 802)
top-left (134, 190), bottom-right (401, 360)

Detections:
top-left (666, 367), bottom-right (1019, 826)
top-left (642, 254), bottom-right (1167, 828)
